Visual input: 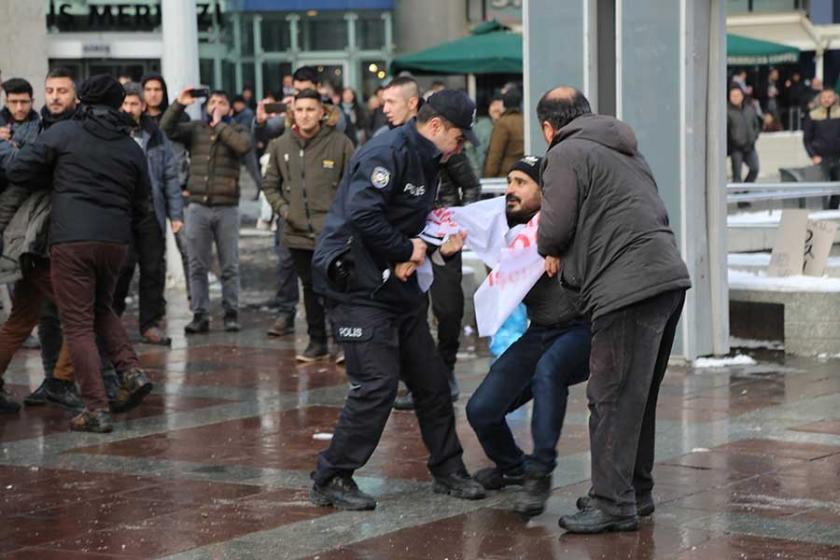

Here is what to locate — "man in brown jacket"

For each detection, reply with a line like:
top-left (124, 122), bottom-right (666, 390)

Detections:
top-left (483, 88), bottom-right (524, 177)
top-left (161, 88), bottom-right (251, 333)
top-left (263, 89), bottom-right (354, 361)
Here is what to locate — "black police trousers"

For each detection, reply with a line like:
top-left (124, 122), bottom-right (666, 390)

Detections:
top-left (428, 252), bottom-right (463, 371)
top-left (314, 301), bottom-right (466, 485)
top-left (587, 289), bottom-right (686, 517)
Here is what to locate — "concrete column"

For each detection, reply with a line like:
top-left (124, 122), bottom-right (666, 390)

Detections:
top-left (161, 0), bottom-right (201, 289)
top-left (0, 2), bottom-right (48, 97)
top-left (524, 0), bottom-right (728, 359)
top-left (162, 0), bottom-right (201, 118)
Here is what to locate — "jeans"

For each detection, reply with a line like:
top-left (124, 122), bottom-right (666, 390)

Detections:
top-left (185, 204), bottom-right (240, 316)
top-left (274, 225), bottom-right (299, 315)
top-left (466, 322), bottom-right (590, 475)
top-left (587, 289), bottom-right (686, 517)
top-left (730, 149), bottom-right (759, 183)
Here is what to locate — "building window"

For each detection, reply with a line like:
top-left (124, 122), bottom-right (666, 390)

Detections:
top-left (300, 13), bottom-right (348, 51)
top-left (358, 13), bottom-right (385, 50)
top-left (199, 58), bottom-right (216, 87)
top-left (262, 61), bottom-right (293, 97)
top-left (262, 16), bottom-right (291, 52)
top-left (240, 14), bottom-right (255, 56)
top-left (360, 60), bottom-right (388, 99)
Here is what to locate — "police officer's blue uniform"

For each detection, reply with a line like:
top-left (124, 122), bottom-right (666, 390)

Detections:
top-left (310, 116), bottom-right (470, 492)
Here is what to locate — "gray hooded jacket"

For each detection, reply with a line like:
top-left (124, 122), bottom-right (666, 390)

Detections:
top-left (537, 113), bottom-right (690, 320)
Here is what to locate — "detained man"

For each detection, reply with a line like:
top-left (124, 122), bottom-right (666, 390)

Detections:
top-left (466, 156), bottom-right (590, 517)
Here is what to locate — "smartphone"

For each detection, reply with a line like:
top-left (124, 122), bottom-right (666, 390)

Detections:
top-left (187, 87), bottom-right (210, 98)
top-left (264, 102), bottom-right (287, 114)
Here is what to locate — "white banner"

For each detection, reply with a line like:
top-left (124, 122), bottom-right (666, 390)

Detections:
top-left (422, 196), bottom-right (509, 268)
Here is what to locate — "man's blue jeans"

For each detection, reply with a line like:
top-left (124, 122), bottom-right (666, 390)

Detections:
top-left (467, 321), bottom-right (590, 475)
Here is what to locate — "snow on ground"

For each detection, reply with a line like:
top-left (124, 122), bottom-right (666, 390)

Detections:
top-left (728, 209), bottom-right (840, 226)
top-left (730, 337), bottom-right (784, 350)
top-left (729, 269), bottom-right (840, 292)
top-left (728, 252), bottom-right (840, 268)
top-left (693, 355), bottom-right (758, 368)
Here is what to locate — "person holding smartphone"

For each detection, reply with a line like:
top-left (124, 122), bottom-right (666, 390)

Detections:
top-left (160, 87), bottom-right (251, 334)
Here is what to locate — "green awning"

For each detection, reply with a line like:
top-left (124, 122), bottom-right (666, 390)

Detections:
top-left (391, 20), bottom-right (522, 75)
top-left (727, 33), bottom-right (800, 66)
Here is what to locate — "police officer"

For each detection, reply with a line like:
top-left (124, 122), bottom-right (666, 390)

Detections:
top-left (309, 90), bottom-right (486, 510)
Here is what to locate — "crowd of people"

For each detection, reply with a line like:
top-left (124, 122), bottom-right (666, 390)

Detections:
top-left (0, 64), bottom-right (688, 535)
top-left (727, 68), bottom-right (840, 202)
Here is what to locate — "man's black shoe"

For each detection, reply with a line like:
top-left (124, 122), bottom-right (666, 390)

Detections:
top-left (44, 379), bottom-right (84, 411)
top-left (473, 467), bottom-right (525, 491)
top-left (576, 494), bottom-right (655, 517)
top-left (513, 473), bottom-right (552, 517)
top-left (184, 314), bottom-right (209, 334)
top-left (0, 380), bottom-right (21, 414)
top-left (295, 340), bottom-right (328, 363)
top-left (223, 312), bottom-right (241, 332)
top-left (432, 471), bottom-right (486, 500)
top-left (559, 508), bottom-right (639, 534)
top-left (310, 475), bottom-right (376, 511)
top-left (23, 379), bottom-right (49, 406)
top-left (267, 313), bottom-right (295, 337)
top-left (110, 369), bottom-right (154, 413)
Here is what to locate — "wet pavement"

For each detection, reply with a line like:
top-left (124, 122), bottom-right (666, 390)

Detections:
top-left (2, 234), bottom-right (840, 558)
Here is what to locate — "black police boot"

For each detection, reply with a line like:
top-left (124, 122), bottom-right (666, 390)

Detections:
top-left (0, 379), bottom-right (21, 414)
top-left (184, 313), bottom-right (210, 334)
top-left (223, 311), bottom-right (241, 332)
top-left (513, 472), bottom-right (552, 517)
top-left (576, 494), bottom-right (655, 517)
top-left (433, 470), bottom-right (486, 500)
top-left (296, 339), bottom-right (328, 363)
top-left (473, 466), bottom-right (525, 491)
top-left (44, 378), bottom-right (84, 411)
top-left (559, 507), bottom-right (639, 534)
top-left (310, 475), bottom-right (377, 511)
top-left (23, 379), bottom-right (49, 406)
top-left (266, 312), bottom-right (295, 337)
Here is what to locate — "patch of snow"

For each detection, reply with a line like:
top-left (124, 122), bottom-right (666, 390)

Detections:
top-left (728, 252), bottom-right (840, 268)
top-left (729, 269), bottom-right (840, 292)
top-left (312, 433), bottom-right (333, 441)
top-left (730, 337), bottom-right (784, 351)
top-left (693, 355), bottom-right (757, 368)
top-left (727, 209), bottom-right (840, 226)
top-left (817, 353), bottom-right (840, 360)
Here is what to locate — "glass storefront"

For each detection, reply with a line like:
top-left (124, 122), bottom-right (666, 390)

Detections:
top-left (45, 1), bottom-right (394, 100)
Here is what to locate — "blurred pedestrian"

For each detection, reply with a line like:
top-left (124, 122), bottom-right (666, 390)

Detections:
top-left (727, 85), bottom-right (761, 183)
top-left (803, 88), bottom-right (840, 208)
top-left (483, 87), bottom-right (524, 177)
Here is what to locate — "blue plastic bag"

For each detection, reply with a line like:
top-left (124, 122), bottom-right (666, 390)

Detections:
top-left (489, 303), bottom-right (528, 357)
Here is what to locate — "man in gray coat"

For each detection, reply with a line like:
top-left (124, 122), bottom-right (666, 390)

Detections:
top-left (535, 87), bottom-right (690, 534)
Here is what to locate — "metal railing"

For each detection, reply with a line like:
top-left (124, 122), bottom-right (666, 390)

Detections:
top-left (727, 181), bottom-right (840, 204)
top-left (479, 177), bottom-right (507, 196)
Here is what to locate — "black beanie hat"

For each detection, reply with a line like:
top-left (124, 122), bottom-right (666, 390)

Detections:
top-left (79, 74), bottom-right (125, 109)
top-left (509, 155), bottom-right (543, 185)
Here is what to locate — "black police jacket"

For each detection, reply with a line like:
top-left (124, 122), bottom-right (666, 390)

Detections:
top-left (313, 118), bottom-right (442, 309)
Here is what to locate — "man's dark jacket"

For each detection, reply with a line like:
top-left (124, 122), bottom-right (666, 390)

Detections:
top-left (537, 113), bottom-right (690, 320)
top-left (312, 118), bottom-right (442, 310)
top-left (726, 102), bottom-right (761, 155)
top-left (160, 101), bottom-right (251, 206)
top-left (6, 104), bottom-right (152, 247)
top-left (437, 152), bottom-right (481, 208)
top-left (803, 102), bottom-right (840, 159)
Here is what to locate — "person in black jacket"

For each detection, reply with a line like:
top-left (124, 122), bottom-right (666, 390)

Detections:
top-left (536, 87), bottom-right (690, 534)
top-left (727, 85), bottom-right (761, 183)
top-left (6, 75), bottom-right (154, 433)
top-left (803, 88), bottom-right (840, 208)
top-left (309, 90), bottom-right (486, 511)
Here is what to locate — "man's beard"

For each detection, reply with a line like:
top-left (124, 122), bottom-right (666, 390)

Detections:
top-left (505, 196), bottom-right (537, 227)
